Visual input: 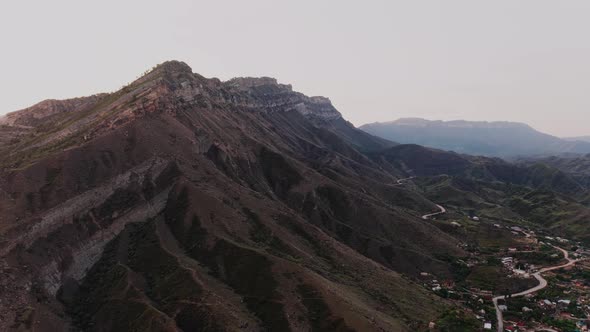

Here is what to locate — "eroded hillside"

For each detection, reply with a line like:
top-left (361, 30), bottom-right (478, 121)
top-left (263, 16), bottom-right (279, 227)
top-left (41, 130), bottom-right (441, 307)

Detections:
top-left (0, 62), bottom-right (460, 332)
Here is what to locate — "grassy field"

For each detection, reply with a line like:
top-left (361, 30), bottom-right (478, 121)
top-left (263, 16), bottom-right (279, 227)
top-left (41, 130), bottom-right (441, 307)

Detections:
top-left (466, 266), bottom-right (537, 294)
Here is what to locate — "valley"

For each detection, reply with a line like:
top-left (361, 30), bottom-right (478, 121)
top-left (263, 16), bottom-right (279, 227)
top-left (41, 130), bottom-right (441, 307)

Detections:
top-left (397, 178), bottom-right (590, 331)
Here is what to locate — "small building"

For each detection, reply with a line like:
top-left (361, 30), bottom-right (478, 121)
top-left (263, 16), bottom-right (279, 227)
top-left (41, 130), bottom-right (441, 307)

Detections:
top-left (442, 280), bottom-right (455, 288)
top-left (483, 322), bottom-right (492, 330)
top-left (498, 305), bottom-right (508, 311)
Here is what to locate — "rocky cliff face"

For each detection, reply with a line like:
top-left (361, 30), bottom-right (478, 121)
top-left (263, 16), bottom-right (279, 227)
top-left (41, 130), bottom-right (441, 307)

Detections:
top-left (0, 95), bottom-right (107, 128)
top-left (0, 61), bottom-right (462, 332)
top-left (127, 61), bottom-right (343, 122)
top-left (0, 61), bottom-right (345, 171)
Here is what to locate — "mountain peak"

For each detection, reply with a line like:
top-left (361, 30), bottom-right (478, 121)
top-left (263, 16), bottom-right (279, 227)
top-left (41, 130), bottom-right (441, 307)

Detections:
top-left (0, 61), bottom-right (344, 168)
top-left (227, 76), bottom-right (281, 88)
top-left (151, 60), bottom-right (194, 75)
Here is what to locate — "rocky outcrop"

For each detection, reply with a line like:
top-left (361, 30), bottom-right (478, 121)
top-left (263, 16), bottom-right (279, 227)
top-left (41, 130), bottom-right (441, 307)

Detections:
top-left (1, 61), bottom-right (339, 133)
top-left (1, 95), bottom-right (106, 127)
top-left (0, 61), bottom-right (343, 170)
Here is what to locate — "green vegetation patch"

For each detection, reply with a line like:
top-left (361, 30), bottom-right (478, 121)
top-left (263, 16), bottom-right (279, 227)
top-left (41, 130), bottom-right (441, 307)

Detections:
top-left (296, 284), bottom-right (355, 332)
top-left (466, 266), bottom-right (536, 295)
top-left (243, 207), bottom-right (296, 259)
top-left (194, 238), bottom-right (291, 331)
top-left (436, 309), bottom-right (480, 332)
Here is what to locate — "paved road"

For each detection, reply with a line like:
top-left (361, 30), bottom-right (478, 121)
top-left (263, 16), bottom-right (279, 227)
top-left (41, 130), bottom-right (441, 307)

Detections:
top-left (492, 246), bottom-right (579, 332)
top-left (389, 176), bottom-right (416, 187)
top-left (421, 204), bottom-right (446, 220)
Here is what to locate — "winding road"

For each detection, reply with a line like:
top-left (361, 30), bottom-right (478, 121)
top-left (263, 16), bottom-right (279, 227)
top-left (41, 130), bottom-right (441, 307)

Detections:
top-left (389, 176), bottom-right (416, 187)
top-left (421, 204), bottom-right (446, 220)
top-left (391, 177), bottom-right (446, 221)
top-left (492, 246), bottom-right (579, 332)
top-left (417, 202), bottom-right (580, 332)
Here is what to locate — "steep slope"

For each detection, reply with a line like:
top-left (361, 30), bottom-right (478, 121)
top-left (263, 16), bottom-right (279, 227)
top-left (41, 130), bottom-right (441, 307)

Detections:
top-left (520, 154), bottom-right (590, 177)
top-left (360, 118), bottom-right (590, 157)
top-left (0, 61), bottom-right (460, 332)
top-left (369, 144), bottom-right (587, 197)
top-left (0, 95), bottom-right (107, 128)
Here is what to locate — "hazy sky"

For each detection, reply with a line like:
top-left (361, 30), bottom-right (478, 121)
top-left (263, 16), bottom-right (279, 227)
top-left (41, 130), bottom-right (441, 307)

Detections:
top-left (1, 1), bottom-right (589, 137)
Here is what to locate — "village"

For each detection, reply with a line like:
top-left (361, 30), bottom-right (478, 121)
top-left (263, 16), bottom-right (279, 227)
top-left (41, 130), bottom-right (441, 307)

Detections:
top-left (421, 217), bottom-right (590, 332)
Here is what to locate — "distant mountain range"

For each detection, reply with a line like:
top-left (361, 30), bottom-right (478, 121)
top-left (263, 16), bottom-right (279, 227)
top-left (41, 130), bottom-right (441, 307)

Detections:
top-left (360, 118), bottom-right (590, 157)
top-left (563, 136), bottom-right (590, 143)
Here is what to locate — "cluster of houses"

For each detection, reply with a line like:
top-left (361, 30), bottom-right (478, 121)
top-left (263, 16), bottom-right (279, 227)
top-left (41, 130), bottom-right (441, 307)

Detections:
top-left (500, 256), bottom-right (535, 279)
top-left (424, 213), bottom-right (590, 331)
top-left (545, 235), bottom-right (571, 244)
top-left (420, 272), bottom-right (456, 293)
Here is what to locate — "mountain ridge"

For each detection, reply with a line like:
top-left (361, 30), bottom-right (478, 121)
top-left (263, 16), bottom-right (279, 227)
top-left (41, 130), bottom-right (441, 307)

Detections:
top-left (360, 117), bottom-right (590, 157)
top-left (368, 117), bottom-right (534, 130)
top-left (563, 135), bottom-right (590, 143)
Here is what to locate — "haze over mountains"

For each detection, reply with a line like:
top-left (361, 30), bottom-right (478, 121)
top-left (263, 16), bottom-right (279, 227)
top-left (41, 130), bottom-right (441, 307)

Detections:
top-left (360, 118), bottom-right (590, 158)
top-left (1, 61), bottom-right (590, 331)
top-left (564, 136), bottom-right (590, 143)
